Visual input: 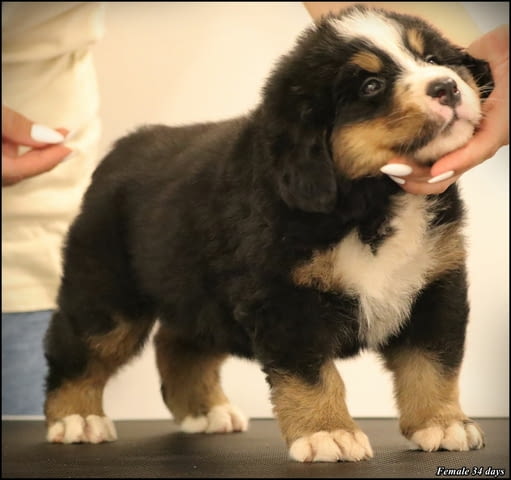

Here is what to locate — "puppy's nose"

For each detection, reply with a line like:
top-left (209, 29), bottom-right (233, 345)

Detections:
top-left (426, 78), bottom-right (461, 107)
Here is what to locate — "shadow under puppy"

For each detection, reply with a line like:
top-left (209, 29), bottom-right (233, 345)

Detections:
top-left (44, 5), bottom-right (493, 462)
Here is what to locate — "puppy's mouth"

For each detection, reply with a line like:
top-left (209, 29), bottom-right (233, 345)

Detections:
top-left (393, 108), bottom-right (476, 166)
top-left (440, 110), bottom-right (459, 133)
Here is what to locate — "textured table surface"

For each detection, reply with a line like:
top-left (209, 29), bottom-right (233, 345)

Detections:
top-left (2, 418), bottom-right (508, 478)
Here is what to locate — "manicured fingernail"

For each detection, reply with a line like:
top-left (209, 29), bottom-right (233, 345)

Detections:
top-left (380, 164), bottom-right (413, 177)
top-left (428, 170), bottom-right (455, 184)
top-left (31, 124), bottom-right (65, 144)
top-left (388, 175), bottom-right (406, 185)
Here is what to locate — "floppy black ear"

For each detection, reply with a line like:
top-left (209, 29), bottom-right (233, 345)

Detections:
top-left (259, 21), bottom-right (340, 213)
top-left (273, 130), bottom-right (337, 214)
top-left (461, 53), bottom-right (494, 98)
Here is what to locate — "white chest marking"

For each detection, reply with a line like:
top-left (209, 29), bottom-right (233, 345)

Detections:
top-left (331, 195), bottom-right (434, 348)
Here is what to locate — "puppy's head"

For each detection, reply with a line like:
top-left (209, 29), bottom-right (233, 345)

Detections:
top-left (262, 5), bottom-right (493, 212)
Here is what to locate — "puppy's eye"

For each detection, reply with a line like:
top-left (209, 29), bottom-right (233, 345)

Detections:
top-left (425, 54), bottom-right (439, 65)
top-left (360, 77), bottom-right (385, 97)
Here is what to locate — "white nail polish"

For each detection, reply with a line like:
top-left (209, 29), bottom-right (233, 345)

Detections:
top-left (388, 175), bottom-right (406, 185)
top-left (380, 164), bottom-right (413, 177)
top-left (31, 124), bottom-right (65, 144)
top-left (427, 170), bottom-right (455, 184)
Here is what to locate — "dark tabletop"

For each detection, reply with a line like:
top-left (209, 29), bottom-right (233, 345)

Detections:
top-left (2, 418), bottom-right (508, 478)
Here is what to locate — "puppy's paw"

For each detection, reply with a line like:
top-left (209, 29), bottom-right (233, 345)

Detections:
top-left (289, 429), bottom-right (373, 463)
top-left (411, 420), bottom-right (485, 452)
top-left (180, 403), bottom-right (249, 434)
top-left (47, 414), bottom-right (118, 444)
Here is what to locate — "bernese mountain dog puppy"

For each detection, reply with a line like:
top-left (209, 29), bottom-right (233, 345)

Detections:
top-left (44, 5), bottom-right (493, 462)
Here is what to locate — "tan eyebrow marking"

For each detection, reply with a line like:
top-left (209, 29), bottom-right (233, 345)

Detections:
top-left (349, 51), bottom-right (383, 73)
top-left (407, 28), bottom-right (424, 56)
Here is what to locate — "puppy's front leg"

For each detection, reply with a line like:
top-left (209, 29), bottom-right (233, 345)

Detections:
top-left (380, 268), bottom-right (484, 452)
top-left (267, 361), bottom-right (373, 462)
top-left (382, 347), bottom-right (485, 452)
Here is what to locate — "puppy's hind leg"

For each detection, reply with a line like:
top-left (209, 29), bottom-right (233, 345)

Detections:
top-left (44, 311), bottom-right (155, 444)
top-left (154, 323), bottom-right (248, 434)
top-left (43, 179), bottom-right (157, 444)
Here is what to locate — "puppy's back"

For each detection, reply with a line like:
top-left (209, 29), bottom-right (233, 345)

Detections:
top-left (93, 119), bottom-right (243, 184)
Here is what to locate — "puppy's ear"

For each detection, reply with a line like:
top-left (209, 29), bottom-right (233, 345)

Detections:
top-left (273, 130), bottom-right (337, 214)
top-left (260, 22), bottom-right (339, 213)
top-left (461, 53), bottom-right (494, 98)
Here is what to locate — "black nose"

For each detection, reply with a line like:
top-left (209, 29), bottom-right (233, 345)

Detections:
top-left (426, 78), bottom-right (461, 107)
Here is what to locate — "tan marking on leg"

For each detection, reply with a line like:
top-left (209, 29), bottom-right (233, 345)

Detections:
top-left (154, 324), bottom-right (228, 422)
top-left (350, 51), bottom-right (383, 73)
top-left (45, 362), bottom-right (107, 423)
top-left (382, 348), bottom-right (466, 438)
top-left (406, 29), bottom-right (424, 56)
top-left (45, 315), bottom-right (154, 424)
top-left (89, 315), bottom-right (153, 368)
top-left (269, 361), bottom-right (357, 445)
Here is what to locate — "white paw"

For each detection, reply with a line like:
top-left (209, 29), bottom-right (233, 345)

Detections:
top-left (289, 429), bottom-right (373, 463)
top-left (47, 414), bottom-right (117, 444)
top-left (411, 420), bottom-right (484, 452)
top-left (180, 403), bottom-right (249, 434)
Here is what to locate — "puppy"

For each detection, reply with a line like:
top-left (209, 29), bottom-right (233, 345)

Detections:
top-left (44, 5), bottom-right (493, 462)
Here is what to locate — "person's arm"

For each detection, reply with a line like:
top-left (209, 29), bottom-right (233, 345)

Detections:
top-left (2, 106), bottom-right (71, 186)
top-left (303, 3), bottom-right (509, 195)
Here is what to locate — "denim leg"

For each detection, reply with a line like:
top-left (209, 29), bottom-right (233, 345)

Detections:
top-left (2, 310), bottom-right (53, 415)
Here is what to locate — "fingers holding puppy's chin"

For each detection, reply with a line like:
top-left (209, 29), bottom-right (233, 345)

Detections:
top-left (399, 175), bottom-right (461, 195)
top-left (380, 159), bottom-right (460, 195)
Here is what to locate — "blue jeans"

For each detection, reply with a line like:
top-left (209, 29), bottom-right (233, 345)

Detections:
top-left (2, 310), bottom-right (53, 415)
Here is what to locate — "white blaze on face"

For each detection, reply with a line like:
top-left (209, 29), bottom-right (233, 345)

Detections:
top-left (331, 8), bottom-right (417, 70)
top-left (330, 10), bottom-right (481, 161)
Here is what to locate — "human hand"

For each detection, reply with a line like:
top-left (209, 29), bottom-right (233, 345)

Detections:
top-left (380, 24), bottom-right (509, 195)
top-left (2, 106), bottom-right (72, 187)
